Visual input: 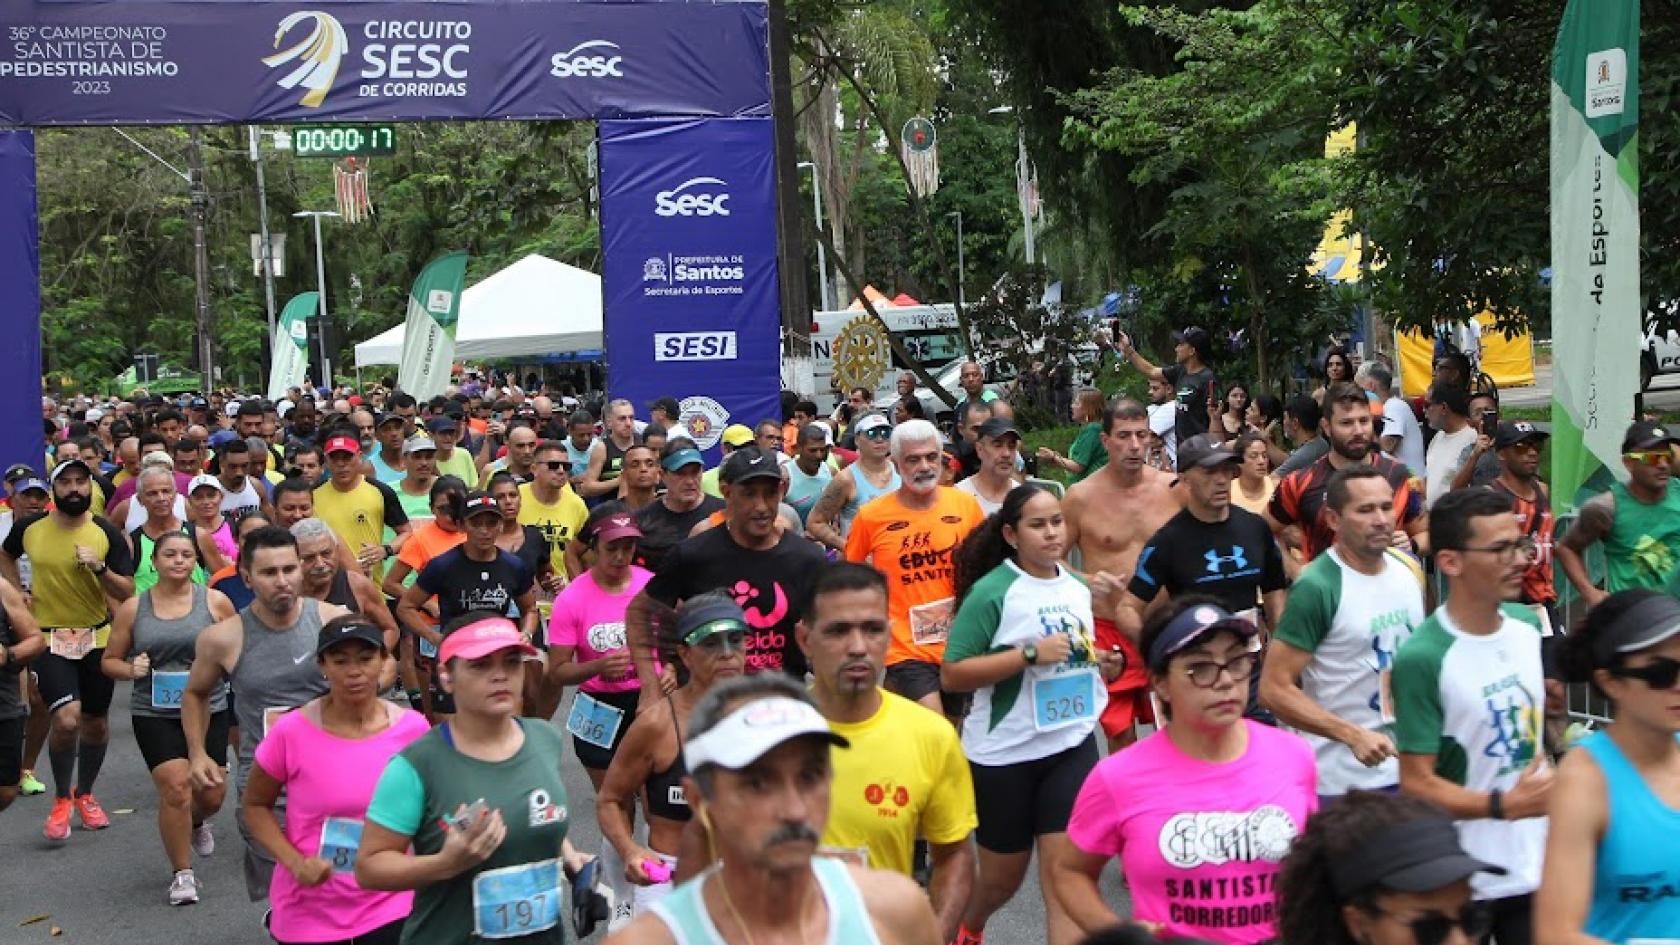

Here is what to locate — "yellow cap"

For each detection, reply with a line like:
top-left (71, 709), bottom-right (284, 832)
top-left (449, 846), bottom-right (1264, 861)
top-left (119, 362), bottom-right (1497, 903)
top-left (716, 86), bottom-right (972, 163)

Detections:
top-left (721, 424), bottom-right (755, 448)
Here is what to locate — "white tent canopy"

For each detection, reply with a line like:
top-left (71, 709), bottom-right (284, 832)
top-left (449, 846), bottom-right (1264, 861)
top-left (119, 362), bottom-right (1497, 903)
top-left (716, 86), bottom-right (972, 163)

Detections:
top-left (354, 253), bottom-right (603, 367)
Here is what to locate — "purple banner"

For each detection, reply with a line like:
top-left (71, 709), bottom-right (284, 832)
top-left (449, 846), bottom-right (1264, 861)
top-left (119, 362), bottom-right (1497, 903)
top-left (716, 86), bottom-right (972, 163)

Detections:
top-left (0, 130), bottom-right (43, 479)
top-left (0, 1), bottom-right (769, 125)
top-left (599, 118), bottom-right (781, 462)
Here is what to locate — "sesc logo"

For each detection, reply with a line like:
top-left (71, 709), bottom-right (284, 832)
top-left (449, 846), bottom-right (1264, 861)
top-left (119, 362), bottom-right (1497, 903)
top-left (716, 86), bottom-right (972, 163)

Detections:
top-left (550, 40), bottom-right (624, 79)
top-left (655, 177), bottom-right (731, 218)
top-left (263, 11), bottom-right (349, 108)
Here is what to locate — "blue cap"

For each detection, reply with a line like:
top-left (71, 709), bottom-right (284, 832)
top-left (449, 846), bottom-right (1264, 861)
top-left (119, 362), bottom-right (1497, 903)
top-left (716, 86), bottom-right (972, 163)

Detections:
top-left (661, 447), bottom-right (704, 472)
top-left (1146, 602), bottom-right (1260, 672)
top-left (207, 429), bottom-right (239, 449)
top-left (12, 477), bottom-right (47, 495)
top-left (425, 416), bottom-right (459, 434)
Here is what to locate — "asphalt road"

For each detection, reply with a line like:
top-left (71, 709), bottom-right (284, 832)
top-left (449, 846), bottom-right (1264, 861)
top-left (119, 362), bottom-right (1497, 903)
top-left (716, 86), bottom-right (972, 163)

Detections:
top-left (1, 683), bottom-right (1128, 945)
top-left (1498, 362), bottom-right (1680, 411)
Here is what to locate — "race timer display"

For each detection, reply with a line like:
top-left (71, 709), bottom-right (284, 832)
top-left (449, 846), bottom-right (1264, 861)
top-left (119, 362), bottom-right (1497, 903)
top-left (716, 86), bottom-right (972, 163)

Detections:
top-left (292, 125), bottom-right (398, 158)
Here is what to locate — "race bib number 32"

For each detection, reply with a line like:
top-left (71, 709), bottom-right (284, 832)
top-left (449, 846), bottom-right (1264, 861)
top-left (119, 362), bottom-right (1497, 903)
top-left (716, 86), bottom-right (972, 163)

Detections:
top-left (151, 671), bottom-right (189, 710)
top-left (472, 858), bottom-right (561, 939)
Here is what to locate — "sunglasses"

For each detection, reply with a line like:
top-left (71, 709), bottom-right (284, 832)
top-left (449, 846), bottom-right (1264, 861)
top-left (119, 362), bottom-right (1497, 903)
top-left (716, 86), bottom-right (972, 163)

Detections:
top-left (860, 427), bottom-right (892, 441)
top-left (1625, 450), bottom-right (1674, 466)
top-left (539, 460), bottom-right (568, 471)
top-left (1370, 900), bottom-right (1492, 945)
top-left (1611, 655), bottom-right (1680, 690)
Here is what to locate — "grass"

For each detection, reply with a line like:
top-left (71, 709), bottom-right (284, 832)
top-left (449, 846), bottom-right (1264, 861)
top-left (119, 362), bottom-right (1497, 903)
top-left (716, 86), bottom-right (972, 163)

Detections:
top-left (1021, 424), bottom-right (1083, 486)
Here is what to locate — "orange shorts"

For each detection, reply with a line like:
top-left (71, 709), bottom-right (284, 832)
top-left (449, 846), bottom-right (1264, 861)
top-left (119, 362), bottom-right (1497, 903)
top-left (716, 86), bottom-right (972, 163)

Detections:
top-left (1095, 617), bottom-right (1153, 738)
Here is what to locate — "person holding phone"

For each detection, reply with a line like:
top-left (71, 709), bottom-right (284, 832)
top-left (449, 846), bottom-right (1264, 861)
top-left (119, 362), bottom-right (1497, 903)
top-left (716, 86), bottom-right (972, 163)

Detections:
top-left (1420, 384), bottom-right (1478, 509)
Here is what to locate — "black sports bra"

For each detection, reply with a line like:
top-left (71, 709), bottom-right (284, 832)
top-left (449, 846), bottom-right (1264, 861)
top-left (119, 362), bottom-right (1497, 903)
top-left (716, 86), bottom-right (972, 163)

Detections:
top-left (644, 696), bottom-right (691, 822)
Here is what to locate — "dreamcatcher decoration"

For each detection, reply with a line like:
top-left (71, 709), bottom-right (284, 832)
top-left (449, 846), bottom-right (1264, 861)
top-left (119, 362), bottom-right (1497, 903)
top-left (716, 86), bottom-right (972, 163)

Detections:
top-left (334, 156), bottom-right (373, 224)
top-left (901, 116), bottom-right (940, 198)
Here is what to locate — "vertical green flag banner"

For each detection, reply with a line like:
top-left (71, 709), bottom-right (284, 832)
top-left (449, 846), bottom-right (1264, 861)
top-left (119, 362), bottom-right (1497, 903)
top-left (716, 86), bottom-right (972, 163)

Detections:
top-left (1550, 0), bottom-right (1640, 513)
top-left (397, 251), bottom-right (469, 400)
top-left (267, 292), bottom-right (317, 401)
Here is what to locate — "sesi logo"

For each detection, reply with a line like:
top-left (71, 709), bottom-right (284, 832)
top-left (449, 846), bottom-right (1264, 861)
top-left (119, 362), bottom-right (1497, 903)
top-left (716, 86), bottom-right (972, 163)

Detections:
top-left (655, 177), bottom-right (731, 217)
top-left (654, 332), bottom-right (737, 362)
top-left (550, 40), bottom-right (624, 78)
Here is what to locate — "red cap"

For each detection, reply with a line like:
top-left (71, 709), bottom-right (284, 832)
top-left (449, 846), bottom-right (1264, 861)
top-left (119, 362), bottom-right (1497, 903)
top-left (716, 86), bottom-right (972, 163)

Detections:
top-left (324, 435), bottom-right (360, 455)
top-left (438, 617), bottom-right (539, 664)
top-left (593, 512), bottom-right (643, 544)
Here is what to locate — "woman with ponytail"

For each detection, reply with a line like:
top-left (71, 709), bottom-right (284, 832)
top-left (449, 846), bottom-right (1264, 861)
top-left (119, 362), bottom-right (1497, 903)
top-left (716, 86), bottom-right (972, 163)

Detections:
top-left (941, 484), bottom-right (1123, 945)
top-left (1535, 589), bottom-right (1680, 944)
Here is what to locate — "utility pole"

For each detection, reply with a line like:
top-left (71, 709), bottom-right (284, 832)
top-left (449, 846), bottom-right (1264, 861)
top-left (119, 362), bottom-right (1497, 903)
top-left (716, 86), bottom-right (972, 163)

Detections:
top-left (250, 126), bottom-right (278, 347)
top-left (767, 0), bottom-right (812, 355)
top-left (188, 127), bottom-right (214, 393)
top-left (295, 210), bottom-right (339, 387)
top-left (948, 210), bottom-right (965, 309)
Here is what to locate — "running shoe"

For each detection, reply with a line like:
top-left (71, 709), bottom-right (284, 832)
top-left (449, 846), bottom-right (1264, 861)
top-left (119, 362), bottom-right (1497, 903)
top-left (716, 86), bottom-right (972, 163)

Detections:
top-left (607, 898), bottom-right (634, 933)
top-left (192, 821), bottom-right (215, 857)
top-left (18, 770), bottom-right (44, 796)
top-left (43, 797), bottom-right (72, 842)
top-left (168, 870), bottom-right (200, 906)
top-left (73, 791), bottom-right (110, 830)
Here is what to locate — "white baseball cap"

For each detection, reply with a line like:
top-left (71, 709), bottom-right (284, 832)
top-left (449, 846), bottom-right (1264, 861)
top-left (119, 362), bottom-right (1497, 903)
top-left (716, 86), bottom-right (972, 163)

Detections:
top-left (684, 697), bottom-right (849, 772)
top-left (187, 474), bottom-right (224, 495)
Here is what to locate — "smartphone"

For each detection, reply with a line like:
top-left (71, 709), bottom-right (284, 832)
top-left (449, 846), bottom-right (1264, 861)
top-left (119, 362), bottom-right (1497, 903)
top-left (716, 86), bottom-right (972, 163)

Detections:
top-left (447, 799), bottom-right (488, 830)
top-left (1483, 412), bottom-right (1499, 436)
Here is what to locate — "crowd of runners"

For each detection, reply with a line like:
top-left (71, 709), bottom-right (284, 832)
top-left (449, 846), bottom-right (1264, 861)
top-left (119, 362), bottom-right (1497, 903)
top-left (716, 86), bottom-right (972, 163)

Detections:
top-left (4, 334), bottom-right (1679, 945)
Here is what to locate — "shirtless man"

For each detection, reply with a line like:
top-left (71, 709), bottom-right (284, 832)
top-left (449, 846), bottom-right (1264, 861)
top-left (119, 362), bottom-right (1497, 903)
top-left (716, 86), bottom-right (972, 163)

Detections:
top-left (807, 412), bottom-right (901, 552)
top-left (1061, 399), bottom-right (1182, 750)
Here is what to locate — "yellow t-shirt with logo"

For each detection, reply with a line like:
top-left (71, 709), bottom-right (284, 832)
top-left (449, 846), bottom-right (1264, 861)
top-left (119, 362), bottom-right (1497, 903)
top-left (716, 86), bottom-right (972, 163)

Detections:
top-left (821, 690), bottom-right (976, 875)
top-left (3, 513), bottom-right (134, 641)
top-left (314, 478), bottom-right (408, 578)
top-left (517, 482), bottom-right (588, 575)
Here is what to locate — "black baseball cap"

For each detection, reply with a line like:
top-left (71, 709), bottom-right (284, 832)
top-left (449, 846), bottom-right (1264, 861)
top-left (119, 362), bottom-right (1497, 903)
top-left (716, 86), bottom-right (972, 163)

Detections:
top-left (462, 491), bottom-right (502, 519)
top-left (4, 463), bottom-right (37, 484)
top-left (1173, 326), bottom-right (1213, 359)
top-left (1330, 815), bottom-right (1506, 897)
top-left (1494, 421), bottom-right (1549, 450)
top-left (649, 396), bottom-right (682, 419)
top-left (1175, 434), bottom-right (1240, 474)
top-left (316, 617), bottom-right (386, 656)
top-left (425, 416), bottom-right (459, 434)
top-left (975, 417), bottom-right (1021, 441)
top-left (1622, 420), bottom-right (1680, 453)
top-left (376, 412), bottom-right (406, 428)
top-left (720, 446), bottom-right (783, 485)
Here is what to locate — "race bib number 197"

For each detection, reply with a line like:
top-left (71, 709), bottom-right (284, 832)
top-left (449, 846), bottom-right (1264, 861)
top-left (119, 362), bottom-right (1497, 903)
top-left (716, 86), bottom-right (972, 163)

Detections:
top-left (472, 858), bottom-right (561, 939)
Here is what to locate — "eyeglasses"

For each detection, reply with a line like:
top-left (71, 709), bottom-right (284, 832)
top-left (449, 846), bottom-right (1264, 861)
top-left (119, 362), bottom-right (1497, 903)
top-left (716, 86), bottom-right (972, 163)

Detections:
top-left (1181, 651), bottom-right (1260, 688)
top-left (1625, 450), bottom-right (1674, 466)
top-left (1368, 900), bottom-right (1492, 945)
top-left (1455, 535), bottom-right (1539, 563)
top-left (1610, 656), bottom-right (1680, 690)
top-left (539, 460), bottom-right (568, 471)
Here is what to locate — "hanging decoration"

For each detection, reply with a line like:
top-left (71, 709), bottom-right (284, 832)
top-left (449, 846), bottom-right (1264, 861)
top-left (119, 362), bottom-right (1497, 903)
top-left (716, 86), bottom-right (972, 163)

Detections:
top-left (901, 116), bottom-right (939, 198)
top-left (333, 157), bottom-right (373, 224)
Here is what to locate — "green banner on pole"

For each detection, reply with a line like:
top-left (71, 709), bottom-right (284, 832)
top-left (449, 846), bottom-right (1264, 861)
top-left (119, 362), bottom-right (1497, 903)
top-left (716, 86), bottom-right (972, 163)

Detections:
top-left (1549, 0), bottom-right (1641, 513)
top-left (267, 291), bottom-right (316, 400)
top-left (397, 251), bottom-right (469, 400)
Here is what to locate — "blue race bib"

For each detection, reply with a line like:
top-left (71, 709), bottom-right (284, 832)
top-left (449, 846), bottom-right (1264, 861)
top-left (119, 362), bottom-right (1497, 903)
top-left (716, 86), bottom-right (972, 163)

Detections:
top-left (472, 858), bottom-right (561, 939)
top-left (151, 670), bottom-right (189, 710)
top-left (565, 692), bottom-right (625, 750)
top-left (1031, 669), bottom-right (1098, 731)
top-left (318, 817), bottom-right (363, 873)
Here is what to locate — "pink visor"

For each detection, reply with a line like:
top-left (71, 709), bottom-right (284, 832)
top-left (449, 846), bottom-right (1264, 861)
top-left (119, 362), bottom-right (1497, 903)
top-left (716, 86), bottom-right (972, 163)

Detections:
top-left (437, 617), bottom-right (539, 663)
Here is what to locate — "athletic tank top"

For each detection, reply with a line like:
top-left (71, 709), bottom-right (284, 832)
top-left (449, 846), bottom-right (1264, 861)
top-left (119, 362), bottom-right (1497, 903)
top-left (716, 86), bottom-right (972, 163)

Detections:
top-left (323, 567), bottom-right (359, 610)
top-left (229, 600), bottom-right (329, 792)
top-left (1581, 730), bottom-right (1680, 942)
top-left (601, 435), bottom-right (634, 484)
top-left (130, 584), bottom-right (225, 717)
top-left (129, 523), bottom-right (208, 593)
top-left (646, 697), bottom-right (691, 823)
top-left (564, 438), bottom-right (593, 479)
top-left (840, 464), bottom-right (901, 534)
top-left (218, 478), bottom-right (263, 523)
top-left (1605, 479), bottom-right (1680, 594)
top-left (368, 450), bottom-right (404, 485)
top-left (651, 858), bottom-right (883, 945)
top-left (125, 493), bottom-right (189, 531)
top-left (0, 602), bottom-right (21, 720)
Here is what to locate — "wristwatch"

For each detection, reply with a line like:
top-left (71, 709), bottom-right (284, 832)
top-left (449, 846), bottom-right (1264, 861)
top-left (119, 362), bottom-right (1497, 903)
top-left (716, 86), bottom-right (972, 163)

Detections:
top-left (1488, 788), bottom-right (1504, 820)
top-left (1022, 643), bottom-right (1039, 666)
top-left (381, 543), bottom-right (396, 559)
top-left (91, 562), bottom-right (108, 576)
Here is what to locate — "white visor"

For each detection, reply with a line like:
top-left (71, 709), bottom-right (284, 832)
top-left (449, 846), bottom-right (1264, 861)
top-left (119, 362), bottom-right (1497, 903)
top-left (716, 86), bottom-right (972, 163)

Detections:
top-left (683, 697), bottom-right (849, 772)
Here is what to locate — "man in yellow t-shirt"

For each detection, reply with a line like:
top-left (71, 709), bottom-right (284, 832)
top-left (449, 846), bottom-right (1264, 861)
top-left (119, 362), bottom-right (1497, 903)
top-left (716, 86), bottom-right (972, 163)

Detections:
top-left (796, 560), bottom-right (975, 944)
top-left (519, 440), bottom-right (588, 580)
top-left (844, 420), bottom-right (985, 719)
top-left (313, 432), bottom-right (412, 580)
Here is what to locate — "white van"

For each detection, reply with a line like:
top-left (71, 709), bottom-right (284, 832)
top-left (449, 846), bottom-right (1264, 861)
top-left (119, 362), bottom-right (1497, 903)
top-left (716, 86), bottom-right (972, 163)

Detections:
top-left (808, 305), bottom-right (961, 405)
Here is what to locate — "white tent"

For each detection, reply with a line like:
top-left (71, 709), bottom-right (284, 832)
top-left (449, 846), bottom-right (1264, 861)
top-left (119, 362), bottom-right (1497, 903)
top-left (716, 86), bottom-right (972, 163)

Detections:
top-left (353, 254), bottom-right (603, 367)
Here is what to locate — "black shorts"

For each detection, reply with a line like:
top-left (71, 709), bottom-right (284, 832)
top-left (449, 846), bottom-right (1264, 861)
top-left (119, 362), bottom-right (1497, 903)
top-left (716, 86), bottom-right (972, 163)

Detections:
top-left (884, 660), bottom-right (970, 718)
top-left (569, 688), bottom-right (641, 770)
top-left (273, 916), bottom-right (404, 945)
top-left (133, 712), bottom-right (230, 771)
top-left (970, 735), bottom-right (1100, 854)
top-left (0, 716), bottom-right (22, 787)
top-left (426, 659), bottom-right (456, 715)
top-left (36, 649), bottom-right (116, 716)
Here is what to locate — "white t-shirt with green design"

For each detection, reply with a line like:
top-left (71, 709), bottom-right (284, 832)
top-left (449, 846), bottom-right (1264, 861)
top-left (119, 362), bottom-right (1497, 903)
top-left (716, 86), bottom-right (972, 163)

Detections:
top-left (946, 561), bottom-right (1103, 766)
top-left (1273, 547), bottom-right (1425, 795)
top-left (1393, 603), bottom-right (1547, 900)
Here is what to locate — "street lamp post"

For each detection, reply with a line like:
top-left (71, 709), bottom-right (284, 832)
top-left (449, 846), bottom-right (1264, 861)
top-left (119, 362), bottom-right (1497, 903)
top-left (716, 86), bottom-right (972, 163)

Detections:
top-left (946, 211), bottom-right (965, 310)
top-left (293, 210), bottom-right (340, 388)
top-left (796, 161), bottom-right (831, 311)
top-left (988, 106), bottom-right (1035, 265)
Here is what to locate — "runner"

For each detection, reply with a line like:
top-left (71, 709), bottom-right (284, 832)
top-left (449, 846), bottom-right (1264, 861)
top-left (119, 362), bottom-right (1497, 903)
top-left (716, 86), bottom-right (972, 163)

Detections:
top-left (629, 446), bottom-right (826, 683)
top-left (1062, 399), bottom-right (1182, 751)
top-left (1535, 589), bottom-right (1680, 942)
top-left (478, 421), bottom-right (539, 488)
top-left (519, 440), bottom-right (590, 579)
top-left (109, 451), bottom-right (190, 532)
top-left (313, 430), bottom-right (411, 580)
top-left (1275, 792), bottom-right (1502, 945)
top-left (603, 673), bottom-right (941, 945)
top-left (427, 416), bottom-right (480, 486)
top-left (844, 419), bottom-right (985, 719)
top-left (209, 511), bottom-right (272, 610)
top-left (955, 417), bottom-right (1024, 516)
top-left (562, 410), bottom-right (596, 484)
top-left (182, 525), bottom-right (349, 901)
top-left (357, 612), bottom-right (592, 944)
top-left (244, 615), bottom-right (430, 945)
top-left (941, 484), bottom-right (1122, 945)
top-left (393, 434), bottom-right (440, 525)
top-left (369, 412), bottom-right (408, 484)
top-left (0, 458), bottom-right (136, 842)
top-left (214, 438), bottom-right (270, 523)
top-left (1053, 597), bottom-right (1316, 943)
top-left (1393, 487), bottom-right (1549, 943)
top-left (599, 593), bottom-right (744, 921)
top-left (292, 518), bottom-right (400, 678)
top-left (185, 474), bottom-right (236, 572)
top-left (1259, 467), bottom-right (1426, 801)
top-left (0, 573), bottom-right (44, 811)
top-left (488, 470), bottom-right (557, 585)
top-left (609, 439), bottom-right (721, 576)
top-left (807, 412), bottom-right (900, 554)
top-left (784, 423), bottom-right (834, 527)
top-left (797, 561), bottom-right (976, 943)
top-left (701, 425), bottom-right (756, 499)
top-left (581, 398), bottom-right (640, 503)
top-left (1556, 419), bottom-right (1680, 605)
top-left (128, 466), bottom-right (208, 593)
top-left (610, 443), bottom-right (660, 512)
top-left (100, 532), bottom-right (237, 904)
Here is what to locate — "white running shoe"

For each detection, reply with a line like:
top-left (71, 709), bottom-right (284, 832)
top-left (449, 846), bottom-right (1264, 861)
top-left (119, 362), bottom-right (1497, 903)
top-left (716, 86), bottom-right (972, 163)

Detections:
top-left (607, 898), bottom-right (634, 932)
top-left (168, 870), bottom-right (201, 906)
top-left (192, 822), bottom-right (215, 857)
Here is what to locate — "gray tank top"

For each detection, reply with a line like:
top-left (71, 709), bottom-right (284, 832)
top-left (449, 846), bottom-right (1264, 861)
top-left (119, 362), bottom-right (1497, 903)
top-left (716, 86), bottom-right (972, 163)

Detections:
top-left (130, 584), bottom-right (225, 718)
top-left (840, 463), bottom-right (901, 533)
top-left (229, 599), bottom-right (328, 792)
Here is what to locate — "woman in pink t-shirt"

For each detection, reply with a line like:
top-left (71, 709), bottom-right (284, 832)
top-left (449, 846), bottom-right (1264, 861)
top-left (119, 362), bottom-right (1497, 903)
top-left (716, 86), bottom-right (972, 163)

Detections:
top-left (243, 615), bottom-right (430, 945)
top-left (1052, 597), bottom-right (1318, 944)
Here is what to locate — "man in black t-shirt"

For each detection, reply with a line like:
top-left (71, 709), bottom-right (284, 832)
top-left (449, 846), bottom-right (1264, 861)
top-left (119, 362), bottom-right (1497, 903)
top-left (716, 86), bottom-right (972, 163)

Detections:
top-left (626, 447), bottom-right (826, 684)
top-left (1116, 325), bottom-right (1218, 442)
top-left (628, 439), bottom-right (723, 573)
